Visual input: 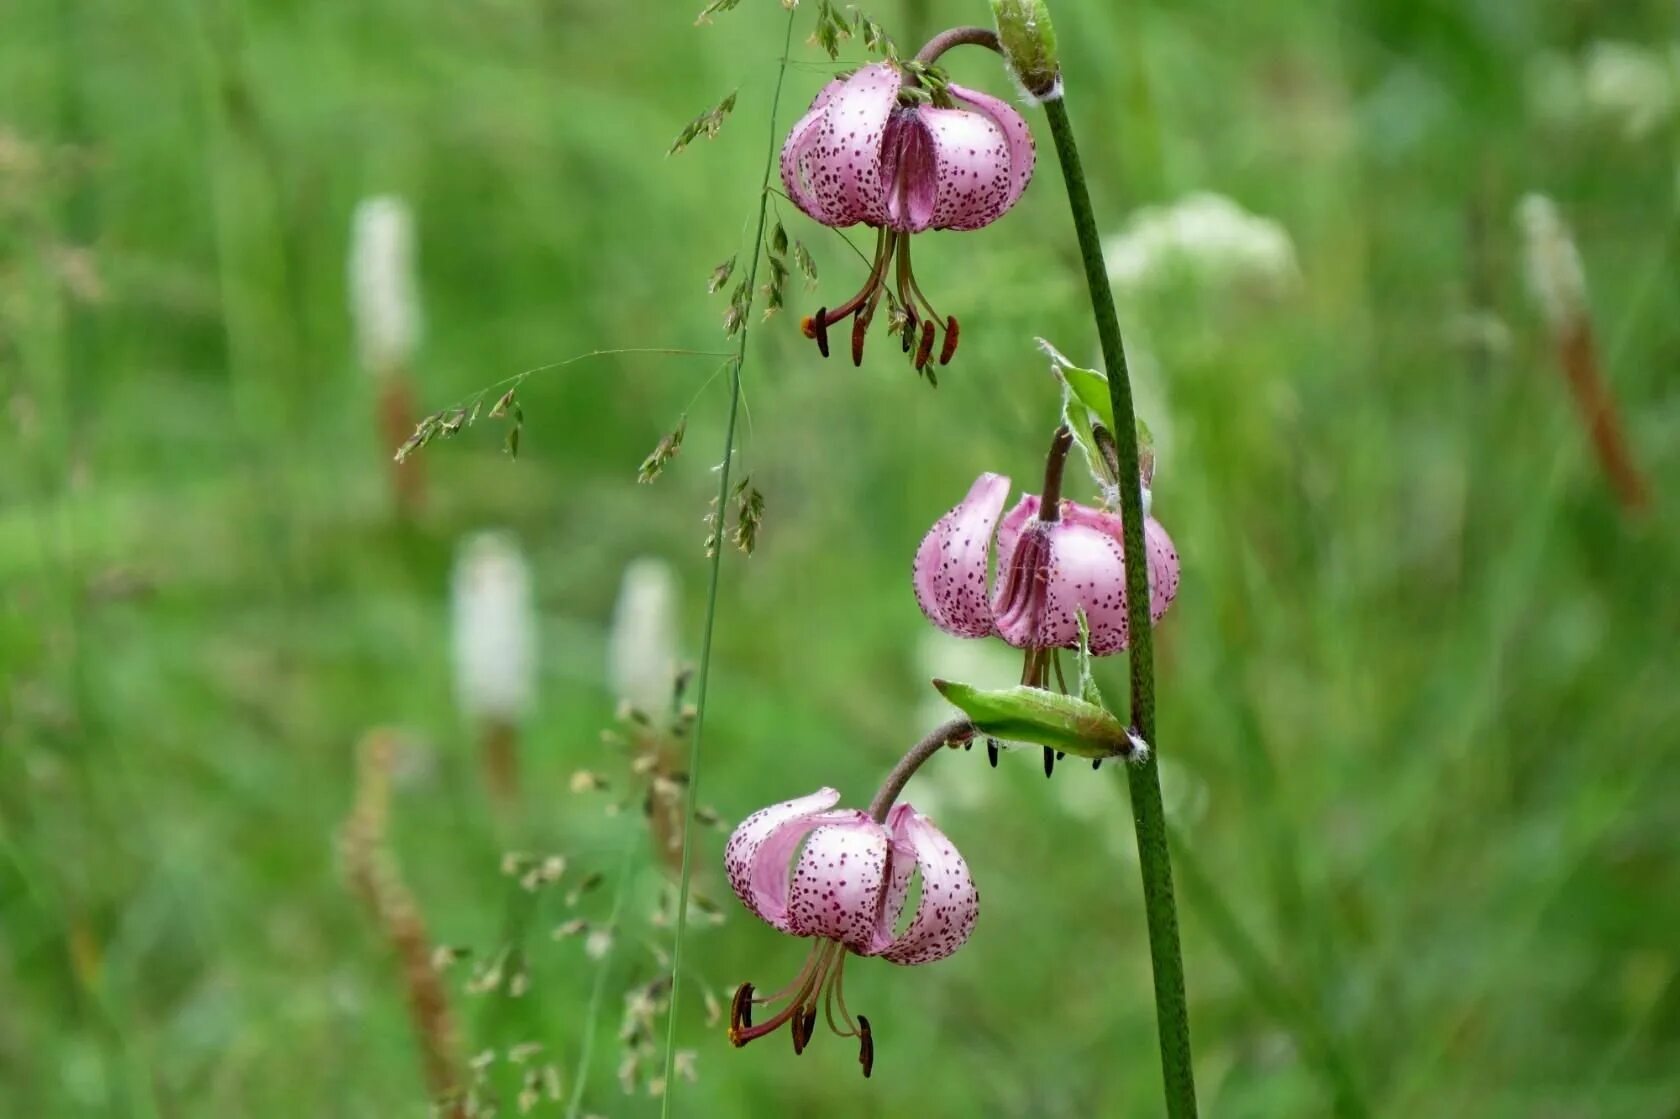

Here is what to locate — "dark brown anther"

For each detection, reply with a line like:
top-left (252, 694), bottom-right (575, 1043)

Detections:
top-left (851, 310), bottom-right (868, 367)
top-left (1043, 747), bottom-right (1055, 778)
top-left (805, 309), bottom-right (831, 358)
top-left (939, 315), bottom-right (959, 365)
top-left (857, 1015), bottom-right (874, 1079)
top-left (987, 740), bottom-right (1000, 767)
top-left (1092, 758), bottom-right (1102, 771)
top-left (791, 1003), bottom-right (815, 1055)
top-left (914, 320), bottom-right (936, 369)
top-left (728, 982), bottom-right (754, 1046)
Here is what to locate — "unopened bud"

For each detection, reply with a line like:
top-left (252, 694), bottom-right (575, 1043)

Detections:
top-left (991, 0), bottom-right (1061, 101)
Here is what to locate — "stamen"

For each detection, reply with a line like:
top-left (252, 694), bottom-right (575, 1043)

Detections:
top-left (829, 952), bottom-right (860, 1037)
top-left (987, 739), bottom-right (999, 767)
top-left (851, 311), bottom-right (868, 367)
top-left (729, 942), bottom-right (835, 1048)
top-left (791, 1003), bottom-right (811, 1055)
top-left (752, 941), bottom-right (827, 1007)
top-left (1043, 747), bottom-right (1055, 778)
top-left (806, 309), bottom-right (831, 358)
top-left (914, 320), bottom-right (936, 370)
top-left (857, 1015), bottom-right (875, 1079)
top-left (939, 316), bottom-right (959, 365)
top-left (1092, 758), bottom-right (1102, 770)
top-left (796, 1005), bottom-right (818, 1054)
top-left (811, 230), bottom-right (894, 345)
top-left (730, 982), bottom-right (755, 1034)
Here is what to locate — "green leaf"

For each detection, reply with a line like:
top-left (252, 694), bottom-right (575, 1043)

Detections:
top-left (1063, 366), bottom-right (1115, 431)
top-left (932, 679), bottom-right (1133, 760)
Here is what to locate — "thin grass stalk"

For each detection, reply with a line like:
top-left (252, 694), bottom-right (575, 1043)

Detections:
top-left (658, 11), bottom-right (799, 1114)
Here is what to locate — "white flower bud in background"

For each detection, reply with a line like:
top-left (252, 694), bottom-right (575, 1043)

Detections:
top-left (1527, 41), bottom-right (1679, 141)
top-left (452, 531), bottom-right (536, 724)
top-left (1103, 192), bottom-right (1298, 298)
top-left (1581, 42), bottom-right (1678, 140)
top-left (607, 558), bottom-right (679, 718)
top-left (349, 194), bottom-right (422, 376)
top-left (1517, 194), bottom-right (1588, 332)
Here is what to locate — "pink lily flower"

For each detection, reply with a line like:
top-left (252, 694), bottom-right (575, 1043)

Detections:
top-left (724, 787), bottom-right (978, 1076)
top-left (914, 472), bottom-right (1181, 656)
top-left (780, 61), bottom-right (1036, 370)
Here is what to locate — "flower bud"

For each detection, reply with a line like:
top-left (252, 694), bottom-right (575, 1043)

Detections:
top-left (991, 0), bottom-right (1061, 101)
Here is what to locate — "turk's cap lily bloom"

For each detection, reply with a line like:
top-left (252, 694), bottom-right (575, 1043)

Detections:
top-left (914, 472), bottom-right (1180, 656)
top-left (724, 787), bottom-right (978, 1074)
top-left (780, 61), bottom-right (1036, 370)
top-left (782, 61), bottom-right (1034, 235)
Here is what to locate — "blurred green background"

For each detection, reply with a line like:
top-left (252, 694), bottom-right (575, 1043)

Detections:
top-left (3, 0), bottom-right (1678, 1115)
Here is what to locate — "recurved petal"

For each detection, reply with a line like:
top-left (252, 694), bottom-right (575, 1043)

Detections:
top-left (993, 498), bottom-right (1133, 653)
top-left (879, 110), bottom-right (939, 233)
top-left (780, 104), bottom-right (845, 226)
top-left (785, 815), bottom-right (893, 954)
top-left (724, 788), bottom-right (842, 930)
top-left (925, 85), bottom-right (1036, 231)
top-left (880, 805), bottom-right (978, 966)
top-left (782, 63), bottom-right (900, 229)
top-left (1145, 517), bottom-right (1181, 623)
top-left (913, 473), bottom-right (1011, 639)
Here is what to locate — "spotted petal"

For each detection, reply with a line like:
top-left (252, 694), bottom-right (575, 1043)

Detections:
top-left (913, 473), bottom-right (1011, 639)
top-left (992, 496), bottom-right (1132, 654)
top-left (1145, 516), bottom-right (1181, 622)
top-left (725, 787), bottom-right (846, 931)
top-left (780, 62), bottom-right (900, 230)
top-left (925, 84), bottom-right (1036, 231)
top-left (780, 99), bottom-right (846, 226)
top-left (785, 815), bottom-right (893, 954)
top-left (879, 804), bottom-right (978, 965)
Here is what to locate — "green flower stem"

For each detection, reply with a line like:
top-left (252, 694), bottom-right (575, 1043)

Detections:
top-left (658, 10), bottom-right (798, 1116)
top-left (866, 718), bottom-right (976, 824)
top-left (1043, 93), bottom-right (1199, 1118)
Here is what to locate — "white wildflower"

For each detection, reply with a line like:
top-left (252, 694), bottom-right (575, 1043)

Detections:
top-left (1103, 192), bottom-right (1298, 297)
top-left (348, 195), bottom-right (422, 375)
top-left (1517, 194), bottom-right (1588, 331)
top-left (607, 558), bottom-right (679, 718)
top-left (451, 532), bottom-right (536, 724)
top-left (1529, 41), bottom-right (1679, 140)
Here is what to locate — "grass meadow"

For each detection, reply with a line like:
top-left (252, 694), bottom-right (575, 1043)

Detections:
top-left (3, 0), bottom-right (1678, 1115)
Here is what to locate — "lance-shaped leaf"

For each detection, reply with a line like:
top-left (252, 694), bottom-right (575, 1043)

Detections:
top-left (1038, 337), bottom-right (1115, 431)
top-left (932, 679), bottom-right (1136, 760)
